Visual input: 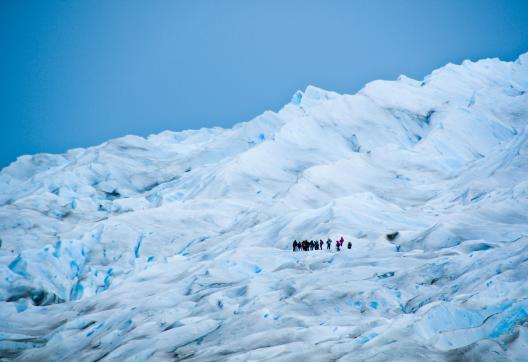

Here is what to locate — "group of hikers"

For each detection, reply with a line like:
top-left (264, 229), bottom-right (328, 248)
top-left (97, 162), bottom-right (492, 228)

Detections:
top-left (292, 237), bottom-right (351, 252)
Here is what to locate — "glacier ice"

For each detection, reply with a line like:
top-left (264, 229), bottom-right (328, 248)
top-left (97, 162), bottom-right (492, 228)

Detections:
top-left (1, 53), bottom-right (528, 361)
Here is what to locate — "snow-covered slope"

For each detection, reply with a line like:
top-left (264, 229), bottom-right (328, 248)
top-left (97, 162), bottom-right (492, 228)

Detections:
top-left (1, 53), bottom-right (528, 361)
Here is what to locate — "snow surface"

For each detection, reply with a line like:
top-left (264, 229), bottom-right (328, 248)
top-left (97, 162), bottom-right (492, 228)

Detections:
top-left (1, 53), bottom-right (528, 361)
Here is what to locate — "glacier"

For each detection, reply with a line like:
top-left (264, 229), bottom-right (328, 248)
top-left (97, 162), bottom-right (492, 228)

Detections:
top-left (1, 53), bottom-right (528, 361)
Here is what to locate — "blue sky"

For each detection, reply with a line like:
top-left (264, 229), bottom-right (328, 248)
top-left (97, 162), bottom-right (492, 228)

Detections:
top-left (1, 0), bottom-right (527, 169)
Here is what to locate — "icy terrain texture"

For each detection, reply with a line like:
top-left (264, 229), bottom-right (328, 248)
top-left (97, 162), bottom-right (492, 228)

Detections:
top-left (1, 53), bottom-right (528, 361)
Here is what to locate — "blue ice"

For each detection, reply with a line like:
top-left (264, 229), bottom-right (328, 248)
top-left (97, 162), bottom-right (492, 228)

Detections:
top-left (8, 255), bottom-right (29, 278)
top-left (134, 234), bottom-right (144, 258)
top-left (359, 332), bottom-right (378, 344)
top-left (70, 283), bottom-right (84, 301)
top-left (489, 305), bottom-right (528, 338)
top-left (70, 261), bottom-right (80, 278)
top-left (291, 90), bottom-right (303, 105)
top-left (16, 299), bottom-right (28, 313)
top-left (53, 239), bottom-right (62, 258)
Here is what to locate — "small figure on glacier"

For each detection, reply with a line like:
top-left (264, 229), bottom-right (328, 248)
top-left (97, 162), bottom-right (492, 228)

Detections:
top-left (327, 238), bottom-right (332, 250)
top-left (336, 239), bottom-right (340, 251)
top-left (309, 240), bottom-right (315, 251)
top-left (302, 240), bottom-right (309, 251)
top-left (292, 240), bottom-right (298, 252)
top-left (320, 240), bottom-right (324, 250)
top-left (347, 241), bottom-right (352, 249)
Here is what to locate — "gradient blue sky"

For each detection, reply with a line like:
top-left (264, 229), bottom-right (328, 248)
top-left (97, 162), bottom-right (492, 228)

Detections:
top-left (1, 0), bottom-right (528, 169)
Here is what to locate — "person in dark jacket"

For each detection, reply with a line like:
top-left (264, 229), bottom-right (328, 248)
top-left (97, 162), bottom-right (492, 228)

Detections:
top-left (336, 239), bottom-right (341, 251)
top-left (319, 240), bottom-right (324, 250)
top-left (315, 241), bottom-right (319, 250)
top-left (309, 240), bottom-right (314, 251)
top-left (347, 241), bottom-right (352, 249)
top-left (327, 238), bottom-right (332, 250)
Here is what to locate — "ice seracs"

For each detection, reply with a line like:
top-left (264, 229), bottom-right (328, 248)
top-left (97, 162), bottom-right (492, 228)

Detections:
top-left (1, 52), bottom-right (528, 361)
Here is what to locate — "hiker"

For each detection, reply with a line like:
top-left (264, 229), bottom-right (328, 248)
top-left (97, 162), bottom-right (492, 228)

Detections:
top-left (291, 237), bottom-right (351, 252)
